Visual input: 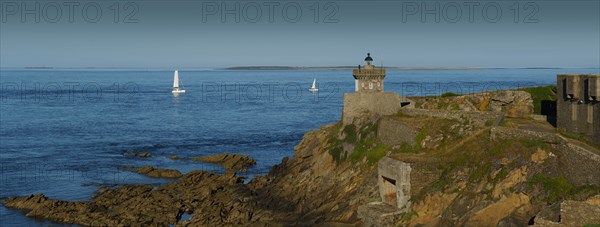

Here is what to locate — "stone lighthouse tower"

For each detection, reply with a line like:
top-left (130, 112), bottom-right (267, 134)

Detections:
top-left (353, 53), bottom-right (386, 92)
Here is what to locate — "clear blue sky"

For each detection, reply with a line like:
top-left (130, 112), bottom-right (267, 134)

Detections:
top-left (1, 0), bottom-right (599, 68)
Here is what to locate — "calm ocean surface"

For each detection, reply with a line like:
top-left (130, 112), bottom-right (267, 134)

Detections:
top-left (1, 68), bottom-right (598, 226)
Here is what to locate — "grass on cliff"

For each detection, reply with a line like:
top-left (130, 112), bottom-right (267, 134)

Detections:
top-left (527, 174), bottom-right (574, 203)
top-left (327, 121), bottom-right (393, 165)
top-left (410, 131), bottom-right (553, 203)
top-left (519, 85), bottom-right (556, 114)
top-left (527, 174), bottom-right (600, 203)
top-left (441, 92), bottom-right (460, 97)
top-left (558, 129), bottom-right (600, 150)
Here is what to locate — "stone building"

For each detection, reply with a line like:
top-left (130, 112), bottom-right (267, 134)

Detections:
top-left (556, 74), bottom-right (600, 142)
top-left (353, 53), bottom-right (386, 92)
top-left (343, 53), bottom-right (413, 124)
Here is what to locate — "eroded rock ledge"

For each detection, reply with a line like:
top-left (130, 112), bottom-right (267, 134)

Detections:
top-left (118, 165), bottom-right (183, 179)
top-left (3, 171), bottom-right (286, 226)
top-left (193, 153), bottom-right (256, 172)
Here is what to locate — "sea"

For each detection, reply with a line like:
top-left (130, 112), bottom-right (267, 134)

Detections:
top-left (0, 68), bottom-right (598, 226)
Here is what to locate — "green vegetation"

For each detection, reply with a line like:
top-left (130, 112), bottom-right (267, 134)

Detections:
top-left (488, 139), bottom-right (513, 157)
top-left (569, 184), bottom-right (600, 201)
top-left (350, 137), bottom-right (389, 163)
top-left (432, 169), bottom-right (452, 191)
top-left (342, 124), bottom-right (357, 142)
top-left (558, 129), bottom-right (600, 150)
top-left (493, 168), bottom-right (509, 183)
top-left (441, 92), bottom-right (460, 97)
top-left (519, 85), bottom-right (556, 114)
top-left (401, 210), bottom-right (418, 221)
top-left (327, 123), bottom-right (345, 163)
top-left (484, 120), bottom-right (494, 127)
top-left (528, 174), bottom-right (574, 203)
top-left (469, 162), bottom-right (491, 182)
top-left (521, 139), bottom-right (548, 150)
top-left (450, 103), bottom-right (460, 110)
top-left (327, 121), bottom-right (389, 165)
top-left (415, 129), bottom-right (428, 151)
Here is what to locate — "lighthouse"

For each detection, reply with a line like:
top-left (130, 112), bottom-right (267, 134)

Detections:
top-left (352, 53), bottom-right (386, 92)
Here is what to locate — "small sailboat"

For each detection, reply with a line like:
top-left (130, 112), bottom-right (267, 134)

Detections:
top-left (309, 79), bottom-right (318, 92)
top-left (172, 70), bottom-right (186, 93)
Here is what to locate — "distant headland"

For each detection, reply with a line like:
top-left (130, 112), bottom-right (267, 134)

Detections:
top-left (224, 66), bottom-right (481, 70)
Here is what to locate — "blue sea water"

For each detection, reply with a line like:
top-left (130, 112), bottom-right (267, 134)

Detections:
top-left (0, 68), bottom-right (598, 226)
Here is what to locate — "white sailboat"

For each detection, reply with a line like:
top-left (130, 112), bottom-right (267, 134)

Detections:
top-left (172, 70), bottom-right (186, 93)
top-left (309, 78), bottom-right (318, 92)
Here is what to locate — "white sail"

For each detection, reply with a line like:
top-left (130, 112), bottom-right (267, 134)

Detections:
top-left (309, 78), bottom-right (318, 92)
top-left (172, 70), bottom-right (186, 93)
top-left (173, 70), bottom-right (179, 88)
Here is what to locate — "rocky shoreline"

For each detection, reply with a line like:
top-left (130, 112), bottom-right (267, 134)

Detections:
top-left (3, 88), bottom-right (600, 226)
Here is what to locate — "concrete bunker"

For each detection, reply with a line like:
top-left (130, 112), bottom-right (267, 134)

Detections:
top-left (378, 157), bottom-right (412, 209)
top-left (381, 176), bottom-right (397, 205)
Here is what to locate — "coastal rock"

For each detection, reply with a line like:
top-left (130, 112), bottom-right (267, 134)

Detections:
top-left (193, 153), bottom-right (256, 172)
top-left (3, 170), bottom-right (273, 226)
top-left (134, 166), bottom-right (182, 178)
top-left (5, 103), bottom-right (599, 227)
top-left (125, 152), bottom-right (152, 158)
top-left (357, 202), bottom-right (401, 227)
top-left (409, 192), bottom-right (458, 226)
top-left (119, 165), bottom-right (182, 178)
top-left (466, 193), bottom-right (531, 226)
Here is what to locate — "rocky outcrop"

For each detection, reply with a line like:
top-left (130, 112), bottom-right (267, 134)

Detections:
top-left (125, 152), bottom-right (152, 158)
top-left (193, 153), bottom-right (256, 172)
top-left (412, 90), bottom-right (534, 118)
top-left (2, 171), bottom-right (286, 226)
top-left (119, 166), bottom-right (183, 178)
top-left (357, 202), bottom-right (402, 227)
top-left (466, 193), bottom-right (531, 227)
top-left (3, 88), bottom-right (599, 227)
top-left (134, 166), bottom-right (182, 178)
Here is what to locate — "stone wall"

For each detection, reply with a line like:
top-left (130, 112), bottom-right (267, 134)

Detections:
top-left (490, 126), bottom-right (600, 186)
top-left (342, 92), bottom-right (413, 125)
top-left (555, 142), bottom-right (600, 186)
top-left (489, 127), bottom-right (562, 144)
top-left (410, 90), bottom-right (534, 118)
top-left (377, 117), bottom-right (417, 148)
top-left (399, 108), bottom-right (504, 128)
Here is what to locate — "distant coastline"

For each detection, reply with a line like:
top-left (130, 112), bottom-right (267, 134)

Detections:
top-left (2, 66), bottom-right (597, 71)
top-left (224, 66), bottom-right (482, 71)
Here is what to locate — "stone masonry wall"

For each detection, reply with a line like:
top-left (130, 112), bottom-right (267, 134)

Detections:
top-left (399, 108), bottom-right (504, 128)
top-left (342, 92), bottom-right (413, 125)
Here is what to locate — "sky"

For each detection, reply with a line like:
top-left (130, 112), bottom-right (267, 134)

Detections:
top-left (0, 0), bottom-right (599, 68)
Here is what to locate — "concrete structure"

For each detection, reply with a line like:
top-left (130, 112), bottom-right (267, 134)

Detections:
top-left (556, 74), bottom-right (600, 143)
top-left (378, 157), bottom-right (412, 209)
top-left (353, 53), bottom-right (386, 93)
